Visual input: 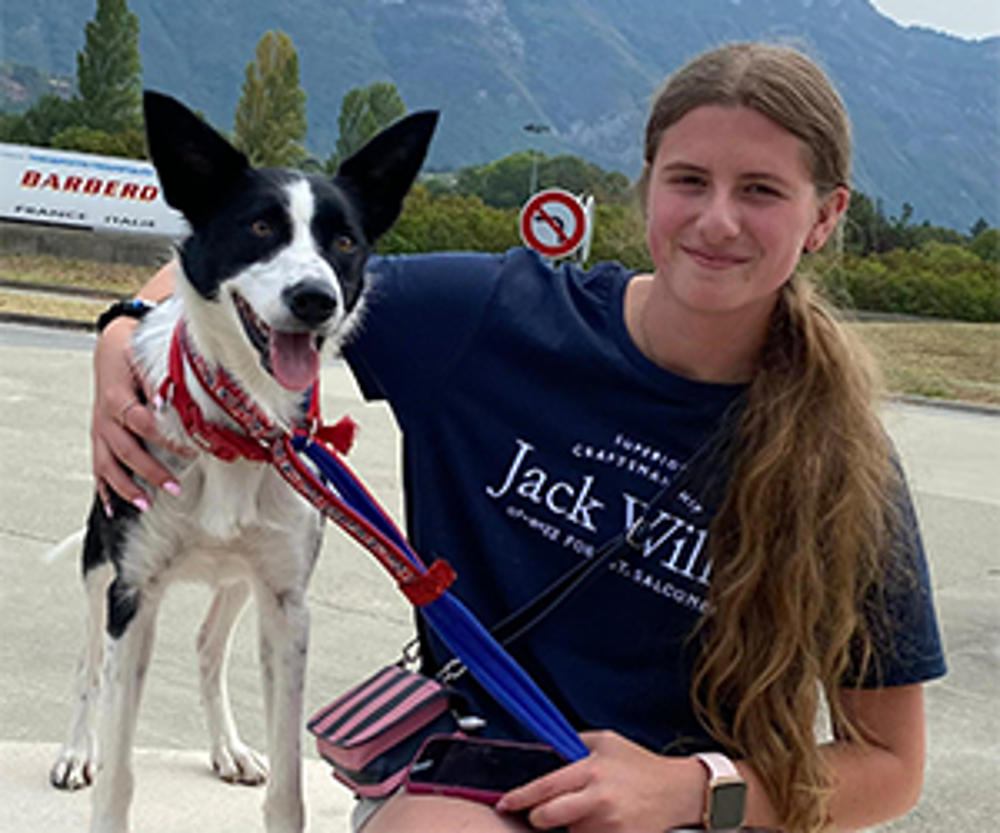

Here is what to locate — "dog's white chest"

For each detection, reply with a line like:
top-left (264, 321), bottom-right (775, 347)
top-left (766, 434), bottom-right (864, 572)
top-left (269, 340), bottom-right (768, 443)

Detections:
top-left (198, 457), bottom-right (283, 537)
top-left (128, 455), bottom-right (320, 594)
top-left (173, 454), bottom-right (313, 542)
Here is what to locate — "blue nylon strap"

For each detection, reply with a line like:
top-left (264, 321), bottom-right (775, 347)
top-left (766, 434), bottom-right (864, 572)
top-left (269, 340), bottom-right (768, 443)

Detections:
top-left (290, 434), bottom-right (588, 761)
top-left (292, 434), bottom-right (421, 568)
top-left (426, 594), bottom-right (589, 761)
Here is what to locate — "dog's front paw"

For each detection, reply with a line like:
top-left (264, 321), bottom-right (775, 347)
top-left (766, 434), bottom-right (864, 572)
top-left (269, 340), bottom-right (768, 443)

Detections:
top-left (50, 742), bottom-right (98, 790)
top-left (211, 740), bottom-right (268, 786)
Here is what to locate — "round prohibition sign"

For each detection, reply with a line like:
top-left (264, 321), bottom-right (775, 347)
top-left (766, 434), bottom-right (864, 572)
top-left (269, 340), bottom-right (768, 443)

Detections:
top-left (519, 188), bottom-right (587, 259)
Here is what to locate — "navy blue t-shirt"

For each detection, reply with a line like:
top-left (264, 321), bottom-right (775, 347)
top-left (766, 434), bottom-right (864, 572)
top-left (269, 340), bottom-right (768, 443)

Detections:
top-left (344, 247), bottom-right (946, 753)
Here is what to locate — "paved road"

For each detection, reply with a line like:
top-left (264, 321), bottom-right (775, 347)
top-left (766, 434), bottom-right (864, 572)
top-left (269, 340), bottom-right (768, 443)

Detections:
top-left (0, 322), bottom-right (996, 831)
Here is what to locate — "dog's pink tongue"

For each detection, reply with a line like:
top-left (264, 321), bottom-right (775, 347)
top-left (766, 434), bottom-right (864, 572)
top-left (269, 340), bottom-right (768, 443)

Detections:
top-left (270, 331), bottom-right (319, 391)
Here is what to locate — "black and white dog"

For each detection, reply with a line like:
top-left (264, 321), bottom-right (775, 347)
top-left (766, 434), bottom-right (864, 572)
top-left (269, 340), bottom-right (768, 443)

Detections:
top-left (49, 92), bottom-right (436, 833)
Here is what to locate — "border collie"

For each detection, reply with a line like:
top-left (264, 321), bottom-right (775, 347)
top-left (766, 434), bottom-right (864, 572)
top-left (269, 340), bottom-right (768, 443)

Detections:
top-left (49, 91), bottom-right (436, 833)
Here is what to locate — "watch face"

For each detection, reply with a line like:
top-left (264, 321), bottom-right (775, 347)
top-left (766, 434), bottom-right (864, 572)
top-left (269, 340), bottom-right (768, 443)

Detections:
top-left (710, 780), bottom-right (748, 829)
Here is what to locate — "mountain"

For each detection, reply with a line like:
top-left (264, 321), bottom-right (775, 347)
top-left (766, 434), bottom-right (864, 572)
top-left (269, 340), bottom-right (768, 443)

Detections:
top-left (3, 0), bottom-right (998, 230)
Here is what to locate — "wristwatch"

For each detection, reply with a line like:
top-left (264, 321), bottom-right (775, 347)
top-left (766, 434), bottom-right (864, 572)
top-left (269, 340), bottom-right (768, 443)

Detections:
top-left (694, 752), bottom-right (747, 830)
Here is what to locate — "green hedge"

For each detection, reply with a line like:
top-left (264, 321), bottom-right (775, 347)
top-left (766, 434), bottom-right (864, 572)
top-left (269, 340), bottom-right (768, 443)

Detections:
top-left (380, 185), bottom-right (653, 272)
top-left (821, 242), bottom-right (999, 322)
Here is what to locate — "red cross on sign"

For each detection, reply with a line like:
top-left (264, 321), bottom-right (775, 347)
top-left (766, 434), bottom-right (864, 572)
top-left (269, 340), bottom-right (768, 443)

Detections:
top-left (519, 189), bottom-right (587, 259)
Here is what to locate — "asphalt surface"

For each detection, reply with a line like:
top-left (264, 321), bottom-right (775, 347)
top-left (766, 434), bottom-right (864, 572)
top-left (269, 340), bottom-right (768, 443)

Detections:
top-left (0, 321), bottom-right (997, 831)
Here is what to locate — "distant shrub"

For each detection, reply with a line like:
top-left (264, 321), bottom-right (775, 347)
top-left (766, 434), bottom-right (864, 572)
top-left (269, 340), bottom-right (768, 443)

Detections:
top-left (50, 125), bottom-right (147, 159)
top-left (378, 185), bottom-right (519, 255)
top-left (589, 202), bottom-right (652, 272)
top-left (969, 228), bottom-right (1000, 264)
top-left (822, 242), bottom-right (999, 322)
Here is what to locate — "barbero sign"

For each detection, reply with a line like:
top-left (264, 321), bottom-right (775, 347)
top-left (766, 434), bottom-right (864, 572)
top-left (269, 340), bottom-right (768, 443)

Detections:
top-left (0, 142), bottom-right (187, 237)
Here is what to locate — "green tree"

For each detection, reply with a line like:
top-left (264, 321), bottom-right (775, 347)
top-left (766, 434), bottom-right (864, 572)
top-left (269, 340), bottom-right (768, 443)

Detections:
top-left (455, 151), bottom-right (536, 209)
top-left (328, 81), bottom-right (406, 172)
top-left (830, 243), bottom-right (998, 322)
top-left (844, 191), bottom-right (892, 255)
top-left (379, 185), bottom-right (518, 254)
top-left (589, 202), bottom-right (652, 271)
top-left (454, 152), bottom-right (634, 211)
top-left (75, 0), bottom-right (143, 133)
top-left (0, 94), bottom-right (80, 145)
top-left (51, 124), bottom-right (146, 158)
top-left (969, 217), bottom-right (990, 239)
top-left (969, 227), bottom-right (1000, 263)
top-left (541, 155), bottom-right (632, 205)
top-left (232, 31), bottom-right (308, 168)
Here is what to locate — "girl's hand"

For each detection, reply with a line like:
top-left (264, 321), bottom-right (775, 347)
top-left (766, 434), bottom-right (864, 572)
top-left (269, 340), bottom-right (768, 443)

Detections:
top-left (92, 316), bottom-right (190, 513)
top-left (496, 731), bottom-right (706, 832)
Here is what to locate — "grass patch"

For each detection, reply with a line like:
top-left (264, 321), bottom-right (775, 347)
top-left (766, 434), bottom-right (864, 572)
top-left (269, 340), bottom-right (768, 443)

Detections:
top-left (851, 320), bottom-right (999, 407)
top-left (0, 253), bottom-right (149, 296)
top-left (0, 290), bottom-right (104, 323)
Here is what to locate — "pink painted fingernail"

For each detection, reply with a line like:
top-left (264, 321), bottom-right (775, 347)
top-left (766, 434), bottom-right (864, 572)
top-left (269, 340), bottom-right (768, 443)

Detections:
top-left (103, 500), bottom-right (114, 519)
top-left (133, 496), bottom-right (150, 513)
top-left (163, 481), bottom-right (181, 497)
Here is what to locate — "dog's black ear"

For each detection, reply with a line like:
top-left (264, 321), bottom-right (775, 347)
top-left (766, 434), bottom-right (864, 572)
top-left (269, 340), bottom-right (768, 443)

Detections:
top-left (143, 90), bottom-right (249, 225)
top-left (334, 110), bottom-right (439, 241)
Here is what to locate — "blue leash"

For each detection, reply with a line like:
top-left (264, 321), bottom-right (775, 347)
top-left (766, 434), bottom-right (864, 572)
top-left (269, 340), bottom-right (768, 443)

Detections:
top-left (292, 433), bottom-right (589, 762)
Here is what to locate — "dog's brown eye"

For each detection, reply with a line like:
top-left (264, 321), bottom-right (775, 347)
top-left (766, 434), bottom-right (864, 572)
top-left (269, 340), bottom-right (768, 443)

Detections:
top-left (251, 220), bottom-right (272, 237)
top-left (334, 235), bottom-right (355, 253)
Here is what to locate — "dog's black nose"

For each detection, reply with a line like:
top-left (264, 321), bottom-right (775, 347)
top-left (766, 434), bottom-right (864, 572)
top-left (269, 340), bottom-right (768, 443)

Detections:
top-left (283, 280), bottom-right (338, 327)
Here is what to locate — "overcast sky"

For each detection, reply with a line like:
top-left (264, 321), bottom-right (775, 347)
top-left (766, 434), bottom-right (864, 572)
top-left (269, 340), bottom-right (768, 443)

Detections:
top-left (871, 0), bottom-right (1000, 40)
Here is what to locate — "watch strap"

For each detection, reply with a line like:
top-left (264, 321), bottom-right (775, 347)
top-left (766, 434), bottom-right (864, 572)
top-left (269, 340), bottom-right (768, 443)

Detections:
top-left (96, 298), bottom-right (156, 333)
top-left (695, 751), bottom-right (741, 780)
top-left (695, 751), bottom-right (746, 830)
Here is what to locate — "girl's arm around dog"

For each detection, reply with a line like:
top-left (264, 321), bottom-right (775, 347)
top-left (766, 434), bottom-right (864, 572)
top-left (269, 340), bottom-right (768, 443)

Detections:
top-left (93, 260), bottom-right (189, 512)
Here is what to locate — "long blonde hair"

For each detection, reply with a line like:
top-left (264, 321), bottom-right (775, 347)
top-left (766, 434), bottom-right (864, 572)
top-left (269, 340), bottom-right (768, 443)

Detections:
top-left (644, 44), bottom-right (899, 831)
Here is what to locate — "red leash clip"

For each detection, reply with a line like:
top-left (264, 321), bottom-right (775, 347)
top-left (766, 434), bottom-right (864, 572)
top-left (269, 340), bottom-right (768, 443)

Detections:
top-left (401, 560), bottom-right (457, 607)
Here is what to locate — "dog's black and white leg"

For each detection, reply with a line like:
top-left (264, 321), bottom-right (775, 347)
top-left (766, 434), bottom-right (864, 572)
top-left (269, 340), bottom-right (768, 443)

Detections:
top-left (256, 585), bottom-right (310, 833)
top-left (52, 500), bottom-right (136, 791)
top-left (90, 580), bottom-right (163, 833)
top-left (197, 580), bottom-right (269, 785)
top-left (50, 541), bottom-right (112, 790)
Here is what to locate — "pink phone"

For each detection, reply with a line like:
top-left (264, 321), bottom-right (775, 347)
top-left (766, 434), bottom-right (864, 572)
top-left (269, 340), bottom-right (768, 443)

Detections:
top-left (404, 734), bottom-right (567, 805)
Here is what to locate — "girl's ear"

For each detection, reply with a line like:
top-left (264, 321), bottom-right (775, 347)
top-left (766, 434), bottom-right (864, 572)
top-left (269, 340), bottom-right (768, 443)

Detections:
top-left (806, 186), bottom-right (850, 252)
